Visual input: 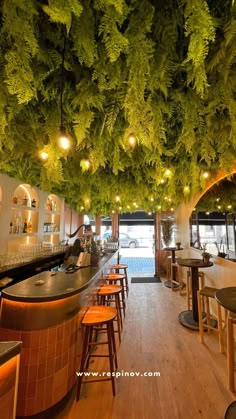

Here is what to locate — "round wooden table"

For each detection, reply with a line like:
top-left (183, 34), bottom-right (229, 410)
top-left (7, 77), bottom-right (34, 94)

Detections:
top-left (177, 258), bottom-right (213, 330)
top-left (215, 288), bottom-right (236, 417)
top-left (215, 287), bottom-right (236, 313)
top-left (163, 247), bottom-right (183, 289)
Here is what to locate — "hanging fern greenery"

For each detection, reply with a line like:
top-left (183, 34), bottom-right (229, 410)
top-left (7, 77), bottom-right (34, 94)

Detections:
top-left (0, 0), bottom-right (236, 214)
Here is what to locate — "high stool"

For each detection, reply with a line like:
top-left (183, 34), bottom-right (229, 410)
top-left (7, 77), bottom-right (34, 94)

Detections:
top-left (103, 273), bottom-right (126, 317)
top-left (77, 305), bottom-right (118, 400)
top-left (167, 256), bottom-right (177, 280)
top-left (97, 284), bottom-right (123, 343)
top-left (197, 286), bottom-right (226, 353)
top-left (170, 261), bottom-right (184, 294)
top-left (226, 312), bottom-right (236, 392)
top-left (110, 264), bottom-right (129, 297)
top-left (187, 270), bottom-right (205, 310)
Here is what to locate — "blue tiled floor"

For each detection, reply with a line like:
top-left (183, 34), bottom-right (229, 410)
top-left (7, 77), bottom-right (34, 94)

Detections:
top-left (118, 256), bottom-right (155, 273)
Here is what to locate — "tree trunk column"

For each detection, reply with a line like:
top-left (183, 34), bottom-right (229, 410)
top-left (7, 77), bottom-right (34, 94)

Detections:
top-left (154, 212), bottom-right (161, 277)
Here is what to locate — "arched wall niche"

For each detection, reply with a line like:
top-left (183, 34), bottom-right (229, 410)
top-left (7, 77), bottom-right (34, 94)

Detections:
top-left (189, 168), bottom-right (236, 258)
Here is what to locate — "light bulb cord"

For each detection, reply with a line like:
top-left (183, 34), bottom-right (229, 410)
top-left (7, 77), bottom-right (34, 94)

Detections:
top-left (60, 34), bottom-right (67, 129)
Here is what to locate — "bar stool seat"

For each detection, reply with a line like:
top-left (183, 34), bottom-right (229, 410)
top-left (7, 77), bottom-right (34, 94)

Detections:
top-left (197, 286), bottom-right (226, 353)
top-left (103, 273), bottom-right (126, 317)
top-left (77, 305), bottom-right (118, 400)
top-left (110, 264), bottom-right (129, 297)
top-left (97, 284), bottom-right (123, 342)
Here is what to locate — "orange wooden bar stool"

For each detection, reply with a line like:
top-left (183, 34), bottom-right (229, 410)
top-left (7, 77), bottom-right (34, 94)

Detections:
top-left (97, 284), bottom-right (123, 342)
top-left (103, 273), bottom-right (126, 317)
top-left (110, 263), bottom-right (129, 297)
top-left (77, 305), bottom-right (118, 400)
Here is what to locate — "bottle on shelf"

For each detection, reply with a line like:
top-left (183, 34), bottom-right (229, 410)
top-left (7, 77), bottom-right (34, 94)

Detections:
top-left (23, 218), bottom-right (27, 233)
top-left (9, 220), bottom-right (13, 234)
top-left (31, 198), bottom-right (36, 208)
top-left (22, 196), bottom-right (28, 206)
top-left (27, 219), bottom-right (32, 233)
top-left (46, 197), bottom-right (50, 210)
top-left (13, 196), bottom-right (18, 204)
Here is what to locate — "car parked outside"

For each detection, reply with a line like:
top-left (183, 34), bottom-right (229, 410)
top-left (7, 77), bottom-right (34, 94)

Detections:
top-left (102, 231), bottom-right (139, 248)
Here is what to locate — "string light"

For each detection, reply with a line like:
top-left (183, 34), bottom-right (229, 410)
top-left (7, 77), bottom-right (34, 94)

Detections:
top-left (58, 129), bottom-right (70, 150)
top-left (128, 133), bottom-right (136, 147)
top-left (202, 171), bottom-right (209, 179)
top-left (58, 35), bottom-right (71, 151)
top-left (40, 151), bottom-right (48, 160)
top-left (164, 168), bottom-right (172, 177)
top-left (115, 195), bottom-right (121, 202)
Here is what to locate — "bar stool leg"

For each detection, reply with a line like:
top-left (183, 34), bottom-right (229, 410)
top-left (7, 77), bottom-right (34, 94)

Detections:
top-left (217, 303), bottom-right (224, 354)
top-left (227, 315), bottom-right (235, 392)
top-left (115, 294), bottom-right (122, 342)
top-left (197, 290), bottom-right (204, 343)
top-left (77, 326), bottom-right (90, 401)
top-left (107, 321), bottom-right (116, 396)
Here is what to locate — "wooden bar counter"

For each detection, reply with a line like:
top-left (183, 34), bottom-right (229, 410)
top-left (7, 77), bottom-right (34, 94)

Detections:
top-left (0, 341), bottom-right (22, 418)
top-left (0, 252), bottom-right (117, 417)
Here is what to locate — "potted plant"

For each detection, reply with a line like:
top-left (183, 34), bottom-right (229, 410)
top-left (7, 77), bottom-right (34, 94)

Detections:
top-left (161, 218), bottom-right (175, 248)
top-left (202, 251), bottom-right (212, 263)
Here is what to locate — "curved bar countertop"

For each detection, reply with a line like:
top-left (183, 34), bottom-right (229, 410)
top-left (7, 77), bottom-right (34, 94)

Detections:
top-left (0, 252), bottom-right (117, 417)
top-left (1, 253), bottom-right (115, 303)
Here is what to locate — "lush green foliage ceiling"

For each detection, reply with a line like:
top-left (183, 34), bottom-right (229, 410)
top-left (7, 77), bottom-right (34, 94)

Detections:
top-left (196, 174), bottom-right (236, 213)
top-left (1, 0), bottom-right (236, 214)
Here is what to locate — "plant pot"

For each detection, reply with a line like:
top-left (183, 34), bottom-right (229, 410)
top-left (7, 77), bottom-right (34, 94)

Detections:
top-left (203, 257), bottom-right (210, 264)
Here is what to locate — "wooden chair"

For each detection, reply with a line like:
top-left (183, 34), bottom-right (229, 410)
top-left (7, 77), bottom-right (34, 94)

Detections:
top-left (77, 305), bottom-right (118, 400)
top-left (110, 263), bottom-right (129, 297)
top-left (169, 261), bottom-right (186, 296)
top-left (197, 286), bottom-right (226, 354)
top-left (226, 312), bottom-right (236, 392)
top-left (103, 273), bottom-right (126, 317)
top-left (97, 284), bottom-right (123, 343)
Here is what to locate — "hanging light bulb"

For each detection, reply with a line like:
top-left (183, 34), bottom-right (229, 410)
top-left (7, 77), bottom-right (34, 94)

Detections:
top-left (80, 159), bottom-right (91, 171)
top-left (164, 168), bottom-right (172, 177)
top-left (183, 186), bottom-right (190, 194)
top-left (40, 151), bottom-right (48, 161)
top-left (128, 133), bottom-right (136, 147)
top-left (202, 171), bottom-right (209, 179)
top-left (59, 125), bottom-right (70, 150)
top-left (58, 35), bottom-right (71, 151)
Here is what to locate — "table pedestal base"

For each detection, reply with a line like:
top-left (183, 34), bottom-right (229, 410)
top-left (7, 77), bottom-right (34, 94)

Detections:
top-left (178, 310), bottom-right (217, 331)
top-left (164, 280), bottom-right (179, 289)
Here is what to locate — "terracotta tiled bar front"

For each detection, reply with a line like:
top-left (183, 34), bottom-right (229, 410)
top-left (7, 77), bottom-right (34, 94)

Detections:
top-left (0, 253), bottom-right (117, 417)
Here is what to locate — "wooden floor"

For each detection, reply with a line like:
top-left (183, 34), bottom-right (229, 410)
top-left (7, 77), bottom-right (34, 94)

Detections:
top-left (56, 277), bottom-right (234, 419)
